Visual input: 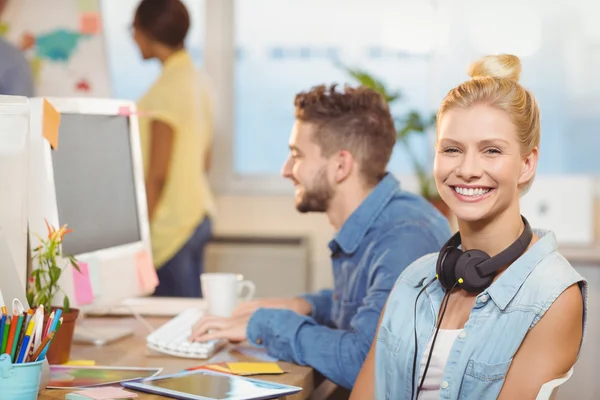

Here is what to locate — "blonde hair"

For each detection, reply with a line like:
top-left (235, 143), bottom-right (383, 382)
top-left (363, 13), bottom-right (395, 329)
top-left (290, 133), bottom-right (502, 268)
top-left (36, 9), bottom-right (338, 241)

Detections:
top-left (437, 54), bottom-right (540, 193)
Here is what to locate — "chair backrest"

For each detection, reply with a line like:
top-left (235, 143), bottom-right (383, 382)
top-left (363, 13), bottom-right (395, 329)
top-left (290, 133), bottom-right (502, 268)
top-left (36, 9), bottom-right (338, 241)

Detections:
top-left (536, 367), bottom-right (574, 400)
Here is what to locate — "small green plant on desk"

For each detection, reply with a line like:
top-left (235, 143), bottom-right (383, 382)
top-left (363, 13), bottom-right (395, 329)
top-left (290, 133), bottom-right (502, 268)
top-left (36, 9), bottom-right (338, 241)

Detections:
top-left (27, 220), bottom-right (81, 365)
top-left (27, 220), bottom-right (80, 312)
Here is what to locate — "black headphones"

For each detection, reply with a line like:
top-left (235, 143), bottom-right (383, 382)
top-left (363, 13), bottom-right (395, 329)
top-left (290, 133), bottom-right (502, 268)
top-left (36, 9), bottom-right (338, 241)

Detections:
top-left (436, 215), bottom-right (533, 293)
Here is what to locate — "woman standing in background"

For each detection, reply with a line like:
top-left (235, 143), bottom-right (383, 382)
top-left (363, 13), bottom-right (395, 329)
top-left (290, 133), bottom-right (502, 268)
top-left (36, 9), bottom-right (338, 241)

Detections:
top-left (132, 0), bottom-right (216, 297)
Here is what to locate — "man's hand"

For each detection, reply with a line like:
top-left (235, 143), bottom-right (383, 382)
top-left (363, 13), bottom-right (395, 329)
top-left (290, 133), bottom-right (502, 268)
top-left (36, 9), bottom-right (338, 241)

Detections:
top-left (189, 314), bottom-right (252, 343)
top-left (232, 297), bottom-right (312, 317)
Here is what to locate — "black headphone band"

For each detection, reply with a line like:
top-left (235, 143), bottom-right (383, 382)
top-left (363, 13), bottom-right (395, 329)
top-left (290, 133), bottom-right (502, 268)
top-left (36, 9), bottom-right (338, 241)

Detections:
top-left (439, 215), bottom-right (532, 279)
top-left (476, 216), bottom-right (532, 277)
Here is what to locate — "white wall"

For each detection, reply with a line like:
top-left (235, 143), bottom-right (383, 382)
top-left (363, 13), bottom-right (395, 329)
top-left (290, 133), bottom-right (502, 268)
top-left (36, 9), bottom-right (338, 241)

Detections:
top-left (213, 194), bottom-right (334, 292)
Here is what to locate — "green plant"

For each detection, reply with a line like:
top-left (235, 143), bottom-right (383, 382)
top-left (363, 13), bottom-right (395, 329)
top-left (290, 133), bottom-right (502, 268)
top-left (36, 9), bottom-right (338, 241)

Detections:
top-left (342, 66), bottom-right (439, 199)
top-left (27, 220), bottom-right (80, 313)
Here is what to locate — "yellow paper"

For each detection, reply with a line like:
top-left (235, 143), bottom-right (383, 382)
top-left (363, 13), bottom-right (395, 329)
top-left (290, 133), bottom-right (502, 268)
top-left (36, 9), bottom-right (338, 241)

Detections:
top-left (205, 364), bottom-right (231, 373)
top-left (42, 99), bottom-right (61, 149)
top-left (64, 360), bottom-right (96, 366)
top-left (226, 362), bottom-right (284, 375)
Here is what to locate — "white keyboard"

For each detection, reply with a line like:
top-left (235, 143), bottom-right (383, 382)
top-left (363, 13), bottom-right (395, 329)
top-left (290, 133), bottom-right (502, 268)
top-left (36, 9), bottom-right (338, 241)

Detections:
top-left (146, 308), bottom-right (226, 359)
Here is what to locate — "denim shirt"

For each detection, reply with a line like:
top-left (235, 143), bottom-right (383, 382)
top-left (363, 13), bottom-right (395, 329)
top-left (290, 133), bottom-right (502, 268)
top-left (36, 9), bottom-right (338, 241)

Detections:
top-left (247, 173), bottom-right (451, 389)
top-left (375, 230), bottom-right (588, 400)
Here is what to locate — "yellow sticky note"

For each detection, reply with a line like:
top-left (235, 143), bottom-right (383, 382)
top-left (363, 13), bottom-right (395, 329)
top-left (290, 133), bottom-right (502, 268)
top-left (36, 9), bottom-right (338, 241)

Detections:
top-left (205, 364), bottom-right (232, 374)
top-left (226, 362), bottom-right (284, 375)
top-left (65, 360), bottom-right (96, 366)
top-left (43, 99), bottom-right (60, 149)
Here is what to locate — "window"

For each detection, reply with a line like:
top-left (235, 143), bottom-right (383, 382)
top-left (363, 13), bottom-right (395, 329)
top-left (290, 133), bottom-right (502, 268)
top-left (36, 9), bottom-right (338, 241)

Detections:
top-left (101, 0), bottom-right (205, 101)
top-left (231, 0), bottom-right (599, 185)
top-left (233, 0), bottom-right (438, 176)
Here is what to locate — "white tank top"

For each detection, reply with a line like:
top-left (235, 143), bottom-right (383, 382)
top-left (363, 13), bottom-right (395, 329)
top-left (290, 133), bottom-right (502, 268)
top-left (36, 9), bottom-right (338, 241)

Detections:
top-left (417, 329), bottom-right (462, 400)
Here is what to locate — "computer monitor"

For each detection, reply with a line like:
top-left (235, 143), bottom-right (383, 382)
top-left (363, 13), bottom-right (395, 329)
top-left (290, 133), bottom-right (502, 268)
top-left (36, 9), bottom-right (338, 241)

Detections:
top-left (0, 95), bottom-right (30, 307)
top-left (27, 98), bottom-right (155, 315)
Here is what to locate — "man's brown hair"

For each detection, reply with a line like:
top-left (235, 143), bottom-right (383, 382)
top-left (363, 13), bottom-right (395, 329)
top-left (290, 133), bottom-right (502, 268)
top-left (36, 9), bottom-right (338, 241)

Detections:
top-left (294, 84), bottom-right (396, 186)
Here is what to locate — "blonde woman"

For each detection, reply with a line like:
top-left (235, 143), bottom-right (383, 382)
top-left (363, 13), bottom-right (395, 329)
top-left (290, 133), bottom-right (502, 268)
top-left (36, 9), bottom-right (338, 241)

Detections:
top-left (350, 54), bottom-right (587, 399)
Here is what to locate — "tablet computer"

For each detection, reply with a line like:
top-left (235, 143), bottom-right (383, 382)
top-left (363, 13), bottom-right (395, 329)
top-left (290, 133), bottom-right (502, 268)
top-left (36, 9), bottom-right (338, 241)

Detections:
top-left (121, 369), bottom-right (302, 400)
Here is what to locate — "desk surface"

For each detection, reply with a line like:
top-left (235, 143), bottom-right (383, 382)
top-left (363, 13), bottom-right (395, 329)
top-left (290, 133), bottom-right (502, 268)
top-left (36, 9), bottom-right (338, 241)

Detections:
top-left (38, 316), bottom-right (314, 400)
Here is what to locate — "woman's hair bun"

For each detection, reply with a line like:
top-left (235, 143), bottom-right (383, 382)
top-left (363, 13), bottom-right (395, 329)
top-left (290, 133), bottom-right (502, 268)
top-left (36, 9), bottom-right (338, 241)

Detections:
top-left (468, 54), bottom-right (522, 82)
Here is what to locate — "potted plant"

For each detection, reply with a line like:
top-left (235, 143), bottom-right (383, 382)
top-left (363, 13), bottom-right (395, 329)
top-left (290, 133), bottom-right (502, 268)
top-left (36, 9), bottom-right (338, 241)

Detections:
top-left (342, 66), bottom-right (451, 218)
top-left (26, 220), bottom-right (81, 365)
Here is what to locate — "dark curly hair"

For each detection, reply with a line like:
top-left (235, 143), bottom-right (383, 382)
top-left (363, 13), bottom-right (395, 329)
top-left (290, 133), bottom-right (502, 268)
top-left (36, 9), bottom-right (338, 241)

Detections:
top-left (294, 84), bottom-right (396, 185)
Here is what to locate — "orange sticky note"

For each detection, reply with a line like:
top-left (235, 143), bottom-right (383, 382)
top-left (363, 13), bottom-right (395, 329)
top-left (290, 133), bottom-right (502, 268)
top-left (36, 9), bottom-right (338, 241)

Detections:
top-left (73, 262), bottom-right (94, 305)
top-left (136, 250), bottom-right (158, 293)
top-left (42, 99), bottom-right (60, 149)
top-left (80, 13), bottom-right (101, 35)
top-left (226, 362), bottom-right (284, 375)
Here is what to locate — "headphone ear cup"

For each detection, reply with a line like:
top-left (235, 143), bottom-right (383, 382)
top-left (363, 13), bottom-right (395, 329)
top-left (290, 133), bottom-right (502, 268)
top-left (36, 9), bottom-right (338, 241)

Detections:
top-left (437, 247), bottom-right (462, 290)
top-left (455, 250), bottom-right (493, 293)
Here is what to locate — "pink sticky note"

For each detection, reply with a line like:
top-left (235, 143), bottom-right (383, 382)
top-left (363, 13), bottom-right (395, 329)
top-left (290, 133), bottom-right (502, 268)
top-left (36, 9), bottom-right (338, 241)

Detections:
top-left (136, 250), bottom-right (158, 293)
top-left (75, 386), bottom-right (138, 399)
top-left (72, 262), bottom-right (94, 305)
top-left (118, 106), bottom-right (131, 116)
top-left (79, 12), bottom-right (101, 35)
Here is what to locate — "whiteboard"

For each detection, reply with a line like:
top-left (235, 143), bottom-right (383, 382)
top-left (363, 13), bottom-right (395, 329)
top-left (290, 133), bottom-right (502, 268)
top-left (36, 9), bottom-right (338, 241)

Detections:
top-left (0, 0), bottom-right (111, 97)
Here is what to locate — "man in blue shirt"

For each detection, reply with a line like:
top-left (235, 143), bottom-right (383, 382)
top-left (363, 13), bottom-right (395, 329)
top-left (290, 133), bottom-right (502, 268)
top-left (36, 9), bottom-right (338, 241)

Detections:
top-left (0, 0), bottom-right (34, 97)
top-left (190, 84), bottom-right (451, 389)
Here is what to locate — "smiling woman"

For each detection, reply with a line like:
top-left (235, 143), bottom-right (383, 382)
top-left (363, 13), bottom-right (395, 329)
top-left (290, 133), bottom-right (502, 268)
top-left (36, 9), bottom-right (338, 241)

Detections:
top-left (350, 53), bottom-right (587, 400)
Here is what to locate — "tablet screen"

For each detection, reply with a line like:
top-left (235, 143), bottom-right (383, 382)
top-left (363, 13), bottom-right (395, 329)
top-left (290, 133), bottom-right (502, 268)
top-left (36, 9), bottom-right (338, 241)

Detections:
top-left (142, 372), bottom-right (295, 399)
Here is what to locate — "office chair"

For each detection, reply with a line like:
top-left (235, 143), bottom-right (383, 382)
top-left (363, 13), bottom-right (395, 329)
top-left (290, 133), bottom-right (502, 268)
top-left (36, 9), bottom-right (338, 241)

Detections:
top-left (536, 366), bottom-right (574, 400)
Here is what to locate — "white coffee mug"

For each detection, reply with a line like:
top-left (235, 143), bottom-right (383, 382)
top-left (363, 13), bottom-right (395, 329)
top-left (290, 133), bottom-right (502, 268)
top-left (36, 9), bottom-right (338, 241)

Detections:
top-left (200, 273), bottom-right (256, 317)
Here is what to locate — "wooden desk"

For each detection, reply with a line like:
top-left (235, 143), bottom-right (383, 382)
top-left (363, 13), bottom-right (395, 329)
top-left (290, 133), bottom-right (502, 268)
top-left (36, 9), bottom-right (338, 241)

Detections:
top-left (38, 317), bottom-right (314, 400)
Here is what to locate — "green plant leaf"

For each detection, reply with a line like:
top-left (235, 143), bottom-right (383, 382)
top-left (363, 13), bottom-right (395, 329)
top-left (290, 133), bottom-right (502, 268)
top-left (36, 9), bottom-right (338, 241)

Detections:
top-left (69, 257), bottom-right (81, 273)
top-left (342, 66), bottom-right (401, 103)
top-left (49, 266), bottom-right (61, 284)
top-left (26, 290), bottom-right (34, 307)
top-left (63, 295), bottom-right (70, 313)
top-left (35, 275), bottom-right (42, 292)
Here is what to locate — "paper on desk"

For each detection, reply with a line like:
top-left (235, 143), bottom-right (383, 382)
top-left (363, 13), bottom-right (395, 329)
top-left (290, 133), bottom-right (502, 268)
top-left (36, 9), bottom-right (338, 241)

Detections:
top-left (65, 360), bottom-right (96, 366)
top-left (42, 99), bottom-right (60, 149)
top-left (74, 386), bottom-right (138, 399)
top-left (73, 262), bottom-right (94, 305)
top-left (189, 363), bottom-right (233, 374)
top-left (135, 250), bottom-right (159, 293)
top-left (227, 362), bottom-right (284, 376)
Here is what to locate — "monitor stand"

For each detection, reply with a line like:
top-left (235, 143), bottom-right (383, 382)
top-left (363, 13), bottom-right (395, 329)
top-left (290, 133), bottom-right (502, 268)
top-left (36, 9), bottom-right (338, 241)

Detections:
top-left (73, 321), bottom-right (134, 346)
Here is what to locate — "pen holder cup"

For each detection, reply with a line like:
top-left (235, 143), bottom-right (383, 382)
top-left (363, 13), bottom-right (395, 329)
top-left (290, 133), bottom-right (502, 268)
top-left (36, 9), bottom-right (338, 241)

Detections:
top-left (0, 353), bottom-right (44, 400)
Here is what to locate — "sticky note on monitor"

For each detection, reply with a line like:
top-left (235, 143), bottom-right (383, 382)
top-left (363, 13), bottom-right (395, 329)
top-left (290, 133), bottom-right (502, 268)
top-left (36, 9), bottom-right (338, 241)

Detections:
top-left (72, 262), bottom-right (94, 305)
top-left (42, 99), bottom-right (60, 149)
top-left (135, 250), bottom-right (158, 293)
top-left (226, 362), bottom-right (284, 376)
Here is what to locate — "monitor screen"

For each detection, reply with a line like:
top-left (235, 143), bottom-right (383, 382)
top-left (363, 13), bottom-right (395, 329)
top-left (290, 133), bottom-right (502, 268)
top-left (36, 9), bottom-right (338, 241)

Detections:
top-left (51, 113), bottom-right (141, 256)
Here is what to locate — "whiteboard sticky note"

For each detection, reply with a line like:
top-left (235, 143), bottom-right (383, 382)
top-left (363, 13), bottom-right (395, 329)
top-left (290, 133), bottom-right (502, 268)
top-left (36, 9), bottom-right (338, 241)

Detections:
top-left (79, 12), bottom-right (101, 35)
top-left (73, 262), bottom-right (94, 305)
top-left (135, 250), bottom-right (158, 293)
top-left (75, 0), bottom-right (98, 13)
